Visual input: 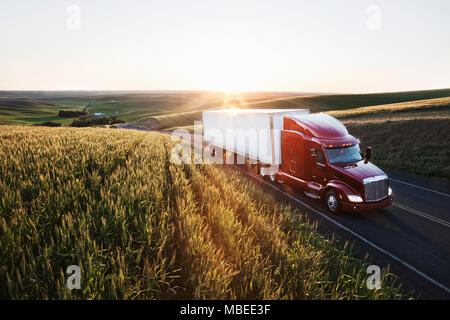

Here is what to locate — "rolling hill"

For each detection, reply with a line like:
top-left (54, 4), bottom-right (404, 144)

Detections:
top-left (1, 88), bottom-right (449, 127)
top-left (130, 88), bottom-right (450, 131)
top-left (0, 91), bottom-right (305, 125)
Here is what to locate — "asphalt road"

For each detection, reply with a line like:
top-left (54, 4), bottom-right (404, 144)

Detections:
top-left (235, 165), bottom-right (450, 299)
top-left (118, 125), bottom-right (450, 299)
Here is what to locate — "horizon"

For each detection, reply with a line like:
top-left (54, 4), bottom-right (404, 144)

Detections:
top-left (0, 87), bottom-right (449, 95)
top-left (1, 0), bottom-right (449, 93)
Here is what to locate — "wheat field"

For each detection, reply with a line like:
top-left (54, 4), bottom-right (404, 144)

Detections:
top-left (0, 126), bottom-right (406, 299)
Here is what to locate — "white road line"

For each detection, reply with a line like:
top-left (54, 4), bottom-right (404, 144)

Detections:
top-left (390, 178), bottom-right (450, 198)
top-left (235, 167), bottom-right (450, 294)
top-left (393, 202), bottom-right (450, 228)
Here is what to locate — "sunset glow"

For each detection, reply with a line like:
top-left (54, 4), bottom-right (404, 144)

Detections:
top-left (0, 1), bottom-right (449, 93)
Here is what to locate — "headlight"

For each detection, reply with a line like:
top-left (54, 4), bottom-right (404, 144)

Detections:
top-left (348, 195), bottom-right (363, 203)
top-left (388, 187), bottom-right (393, 196)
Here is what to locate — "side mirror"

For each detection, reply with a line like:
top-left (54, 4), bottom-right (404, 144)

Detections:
top-left (365, 147), bottom-right (372, 163)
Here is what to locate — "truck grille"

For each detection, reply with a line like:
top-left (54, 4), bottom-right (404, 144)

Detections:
top-left (364, 175), bottom-right (389, 202)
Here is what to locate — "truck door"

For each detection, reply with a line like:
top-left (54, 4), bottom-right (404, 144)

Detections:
top-left (310, 144), bottom-right (327, 185)
top-left (281, 131), bottom-right (306, 179)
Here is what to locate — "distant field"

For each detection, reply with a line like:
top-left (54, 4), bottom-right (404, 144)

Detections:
top-left (0, 91), bottom-right (304, 125)
top-left (0, 99), bottom-right (74, 125)
top-left (131, 88), bottom-right (450, 130)
top-left (134, 109), bottom-right (203, 130)
top-left (329, 97), bottom-right (450, 120)
top-left (0, 126), bottom-right (406, 299)
top-left (1, 88), bottom-right (449, 127)
top-left (319, 97), bottom-right (450, 179)
top-left (345, 118), bottom-right (450, 179)
top-left (245, 88), bottom-right (450, 112)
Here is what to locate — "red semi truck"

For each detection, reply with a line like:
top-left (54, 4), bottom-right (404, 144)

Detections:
top-left (202, 109), bottom-right (393, 213)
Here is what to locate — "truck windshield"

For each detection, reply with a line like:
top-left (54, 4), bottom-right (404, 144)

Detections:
top-left (325, 145), bottom-right (363, 164)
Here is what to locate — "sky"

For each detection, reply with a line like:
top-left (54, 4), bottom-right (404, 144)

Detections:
top-left (0, 0), bottom-right (449, 93)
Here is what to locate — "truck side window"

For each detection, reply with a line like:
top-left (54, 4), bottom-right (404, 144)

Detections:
top-left (316, 149), bottom-right (325, 165)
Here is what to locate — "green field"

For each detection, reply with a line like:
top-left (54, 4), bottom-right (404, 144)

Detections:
top-left (0, 126), bottom-right (406, 299)
top-left (325, 97), bottom-right (450, 179)
top-left (0, 99), bottom-right (74, 125)
top-left (128, 88), bottom-right (450, 131)
top-left (1, 88), bottom-right (449, 127)
top-left (0, 91), bottom-right (302, 125)
top-left (243, 88), bottom-right (450, 111)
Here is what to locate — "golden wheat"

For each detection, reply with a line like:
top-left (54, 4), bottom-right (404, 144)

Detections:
top-left (0, 126), bottom-right (407, 299)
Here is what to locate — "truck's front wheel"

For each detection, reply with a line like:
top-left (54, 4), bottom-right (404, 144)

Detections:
top-left (260, 166), bottom-right (277, 183)
top-left (325, 190), bottom-right (341, 214)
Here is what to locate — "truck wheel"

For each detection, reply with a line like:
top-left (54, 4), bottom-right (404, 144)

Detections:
top-left (325, 190), bottom-right (341, 214)
top-left (260, 166), bottom-right (277, 183)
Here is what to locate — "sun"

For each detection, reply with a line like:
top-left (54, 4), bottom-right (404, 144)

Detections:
top-left (221, 90), bottom-right (246, 109)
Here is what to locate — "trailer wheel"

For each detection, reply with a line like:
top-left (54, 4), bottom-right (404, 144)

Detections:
top-left (269, 174), bottom-right (276, 182)
top-left (325, 189), bottom-right (341, 214)
top-left (259, 166), bottom-right (266, 177)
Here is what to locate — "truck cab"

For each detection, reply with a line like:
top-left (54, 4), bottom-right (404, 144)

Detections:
top-left (279, 113), bottom-right (393, 213)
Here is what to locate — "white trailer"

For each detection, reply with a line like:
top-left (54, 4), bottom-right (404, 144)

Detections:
top-left (202, 109), bottom-right (309, 165)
